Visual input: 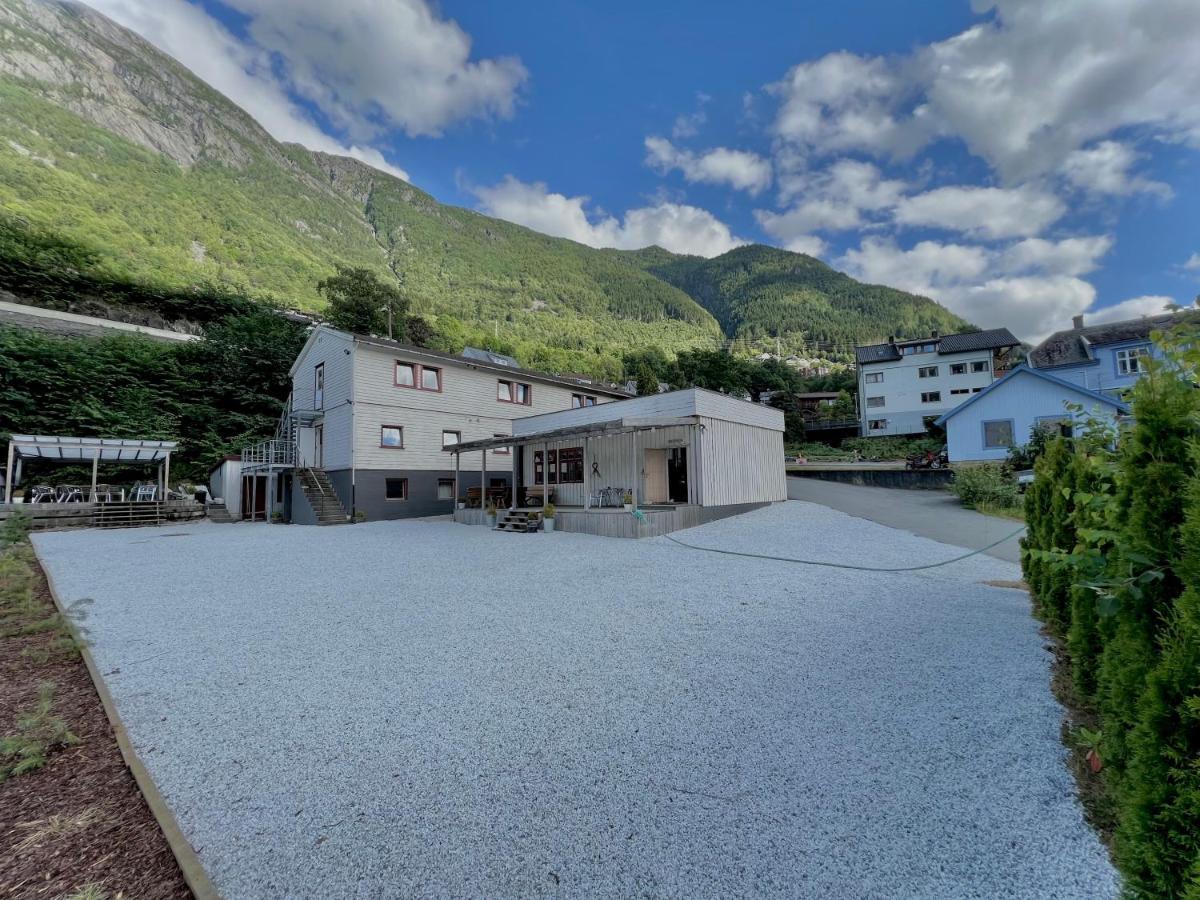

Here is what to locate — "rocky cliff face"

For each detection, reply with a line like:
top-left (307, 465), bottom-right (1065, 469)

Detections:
top-left (0, 0), bottom-right (272, 168)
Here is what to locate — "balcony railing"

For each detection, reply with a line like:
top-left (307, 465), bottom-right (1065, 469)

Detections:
top-left (241, 440), bottom-right (298, 471)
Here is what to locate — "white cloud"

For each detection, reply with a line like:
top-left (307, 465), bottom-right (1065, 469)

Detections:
top-left (472, 176), bottom-right (745, 258)
top-left (768, 0), bottom-right (1200, 183)
top-left (1183, 253), bottom-right (1200, 271)
top-left (644, 137), bottom-right (772, 195)
top-left (671, 93), bottom-right (711, 140)
top-left (893, 185), bottom-right (1065, 240)
top-left (838, 234), bottom-right (1115, 342)
top-left (1086, 295), bottom-right (1175, 325)
top-left (999, 236), bottom-right (1114, 277)
top-left (781, 235), bottom-right (828, 258)
top-left (756, 159), bottom-right (906, 246)
top-left (86, 0), bottom-right (411, 180)
top-left (1061, 141), bottom-right (1171, 198)
top-left (212, 0), bottom-right (526, 139)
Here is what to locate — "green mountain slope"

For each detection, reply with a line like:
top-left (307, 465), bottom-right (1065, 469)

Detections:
top-left (620, 244), bottom-right (971, 357)
top-left (0, 0), bottom-right (968, 375)
top-left (0, 0), bottom-right (719, 377)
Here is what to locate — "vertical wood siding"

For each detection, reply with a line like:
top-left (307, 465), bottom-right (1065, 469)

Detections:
top-left (699, 418), bottom-right (787, 505)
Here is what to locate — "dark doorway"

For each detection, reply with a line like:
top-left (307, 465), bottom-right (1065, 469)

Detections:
top-left (667, 447), bottom-right (688, 503)
top-left (241, 475), bottom-right (268, 520)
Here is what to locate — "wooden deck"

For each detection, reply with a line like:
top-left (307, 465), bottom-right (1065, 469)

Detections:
top-left (454, 502), bottom-right (771, 538)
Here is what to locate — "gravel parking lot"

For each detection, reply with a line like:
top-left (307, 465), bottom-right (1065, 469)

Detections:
top-left (32, 502), bottom-right (1117, 898)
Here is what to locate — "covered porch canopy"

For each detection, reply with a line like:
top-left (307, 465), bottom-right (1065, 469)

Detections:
top-left (447, 415), bottom-right (700, 510)
top-left (3, 435), bottom-right (178, 503)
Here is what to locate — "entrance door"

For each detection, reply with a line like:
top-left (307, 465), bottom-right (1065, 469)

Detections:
top-left (667, 447), bottom-right (688, 503)
top-left (241, 476), bottom-right (268, 520)
top-left (313, 425), bottom-right (324, 468)
top-left (643, 448), bottom-right (668, 504)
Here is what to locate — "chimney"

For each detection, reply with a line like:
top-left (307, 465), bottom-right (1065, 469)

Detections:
top-left (930, 330), bottom-right (939, 339)
top-left (1072, 314), bottom-right (1085, 330)
top-left (887, 335), bottom-right (896, 344)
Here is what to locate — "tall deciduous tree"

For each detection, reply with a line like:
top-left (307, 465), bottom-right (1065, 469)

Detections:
top-left (317, 265), bottom-right (407, 337)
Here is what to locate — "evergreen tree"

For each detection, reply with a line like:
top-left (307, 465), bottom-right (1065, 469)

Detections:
top-left (317, 265), bottom-right (407, 336)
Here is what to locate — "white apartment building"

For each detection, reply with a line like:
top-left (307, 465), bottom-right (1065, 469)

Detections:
top-left (854, 328), bottom-right (1020, 437)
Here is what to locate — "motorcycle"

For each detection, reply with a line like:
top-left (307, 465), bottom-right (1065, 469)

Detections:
top-left (905, 448), bottom-right (949, 470)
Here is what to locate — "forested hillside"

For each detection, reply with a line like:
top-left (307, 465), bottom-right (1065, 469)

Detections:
top-left (624, 245), bottom-right (970, 357)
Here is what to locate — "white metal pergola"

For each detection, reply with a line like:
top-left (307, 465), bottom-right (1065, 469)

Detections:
top-left (3, 435), bottom-right (178, 504)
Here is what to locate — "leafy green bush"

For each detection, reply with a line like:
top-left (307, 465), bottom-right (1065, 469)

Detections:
top-left (840, 435), bottom-right (942, 461)
top-left (950, 464), bottom-right (1019, 510)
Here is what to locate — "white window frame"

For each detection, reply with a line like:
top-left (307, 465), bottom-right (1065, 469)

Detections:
top-left (918, 366), bottom-right (939, 378)
top-left (920, 391), bottom-right (941, 403)
top-left (864, 372), bottom-right (884, 384)
top-left (866, 396), bottom-right (885, 408)
top-left (1115, 345), bottom-right (1150, 376)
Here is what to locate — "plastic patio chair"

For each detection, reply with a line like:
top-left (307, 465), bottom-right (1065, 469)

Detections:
top-left (30, 485), bottom-right (55, 503)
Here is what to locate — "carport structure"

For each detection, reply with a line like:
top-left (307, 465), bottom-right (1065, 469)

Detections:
top-left (3, 434), bottom-right (178, 504)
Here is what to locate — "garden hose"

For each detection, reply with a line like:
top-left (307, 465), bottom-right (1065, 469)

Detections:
top-left (663, 524), bottom-right (1026, 573)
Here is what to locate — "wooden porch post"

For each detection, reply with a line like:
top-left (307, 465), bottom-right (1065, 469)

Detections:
top-left (164, 452), bottom-right (171, 499)
top-left (90, 449), bottom-right (99, 502)
top-left (4, 439), bottom-right (14, 504)
top-left (510, 443), bottom-right (517, 510)
top-left (542, 442), bottom-right (549, 509)
top-left (583, 435), bottom-right (590, 510)
top-left (630, 430), bottom-right (637, 509)
top-left (453, 450), bottom-right (460, 510)
top-left (481, 447), bottom-right (487, 509)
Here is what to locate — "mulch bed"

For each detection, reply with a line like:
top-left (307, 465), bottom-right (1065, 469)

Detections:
top-left (0, 546), bottom-right (191, 899)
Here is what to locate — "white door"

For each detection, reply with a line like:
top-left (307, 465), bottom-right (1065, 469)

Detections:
top-left (314, 425), bottom-right (324, 468)
top-left (643, 449), bottom-right (668, 504)
top-left (314, 364), bottom-right (324, 409)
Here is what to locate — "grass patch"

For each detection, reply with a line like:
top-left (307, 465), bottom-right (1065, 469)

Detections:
top-left (974, 500), bottom-right (1026, 522)
top-left (1, 680), bottom-right (82, 780)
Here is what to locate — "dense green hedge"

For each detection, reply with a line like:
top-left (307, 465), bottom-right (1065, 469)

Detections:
top-left (1021, 346), bottom-right (1200, 897)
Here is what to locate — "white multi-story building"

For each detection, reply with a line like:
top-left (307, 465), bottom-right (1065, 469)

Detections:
top-left (854, 328), bottom-right (1020, 437)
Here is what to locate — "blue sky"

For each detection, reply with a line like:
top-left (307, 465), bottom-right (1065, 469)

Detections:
top-left (90, 0), bottom-right (1200, 341)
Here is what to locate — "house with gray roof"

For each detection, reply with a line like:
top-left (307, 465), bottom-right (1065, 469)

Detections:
top-left (854, 328), bottom-right (1020, 437)
top-left (1028, 311), bottom-right (1183, 394)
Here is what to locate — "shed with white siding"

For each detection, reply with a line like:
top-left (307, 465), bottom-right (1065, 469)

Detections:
top-left (449, 388), bottom-right (786, 534)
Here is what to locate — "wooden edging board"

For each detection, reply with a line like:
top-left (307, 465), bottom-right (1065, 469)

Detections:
top-left (32, 542), bottom-right (222, 900)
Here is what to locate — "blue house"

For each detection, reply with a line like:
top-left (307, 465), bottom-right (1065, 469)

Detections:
top-left (935, 365), bottom-right (1129, 462)
top-left (1027, 311), bottom-right (1179, 395)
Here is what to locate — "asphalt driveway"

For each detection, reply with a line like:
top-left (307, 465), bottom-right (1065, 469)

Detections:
top-left (32, 502), bottom-right (1115, 898)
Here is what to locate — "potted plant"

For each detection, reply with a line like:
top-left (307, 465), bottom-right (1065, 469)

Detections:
top-left (622, 491), bottom-right (633, 512)
top-left (542, 502), bottom-right (556, 532)
top-left (457, 497), bottom-right (466, 510)
top-left (485, 500), bottom-right (498, 528)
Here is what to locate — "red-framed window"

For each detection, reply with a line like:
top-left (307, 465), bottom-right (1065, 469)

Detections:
top-left (395, 360), bottom-right (442, 392)
top-left (493, 434), bottom-right (511, 455)
top-left (534, 447), bottom-right (583, 485)
top-left (498, 379), bottom-right (532, 405)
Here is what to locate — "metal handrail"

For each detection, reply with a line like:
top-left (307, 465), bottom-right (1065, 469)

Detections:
top-left (241, 439), bottom-right (298, 471)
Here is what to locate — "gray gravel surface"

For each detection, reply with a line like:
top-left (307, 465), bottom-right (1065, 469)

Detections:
top-left (32, 501), bottom-right (1118, 898)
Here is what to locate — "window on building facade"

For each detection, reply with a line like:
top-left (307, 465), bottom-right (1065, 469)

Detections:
top-left (1035, 416), bottom-right (1075, 439)
top-left (918, 366), bottom-right (939, 378)
top-left (395, 361), bottom-right (441, 391)
top-left (442, 430), bottom-right (460, 448)
top-left (866, 396), bottom-right (885, 408)
top-left (533, 447), bottom-right (584, 484)
top-left (983, 420), bottom-right (1015, 448)
top-left (437, 478), bottom-right (454, 500)
top-left (864, 372), bottom-right (883, 384)
top-left (1116, 345), bottom-right (1150, 376)
top-left (972, 387), bottom-right (983, 393)
top-left (950, 363), bottom-right (967, 375)
top-left (868, 419), bottom-right (888, 431)
top-left (950, 388), bottom-right (970, 395)
top-left (900, 343), bottom-right (937, 355)
top-left (498, 379), bottom-right (532, 405)
top-left (314, 363), bottom-right (325, 409)
top-left (380, 425), bottom-right (403, 448)
top-left (385, 478), bottom-right (408, 500)
top-left (493, 434), bottom-right (511, 455)
top-left (921, 391), bottom-right (941, 403)
top-left (571, 393), bottom-right (598, 408)
top-left (971, 360), bottom-right (989, 374)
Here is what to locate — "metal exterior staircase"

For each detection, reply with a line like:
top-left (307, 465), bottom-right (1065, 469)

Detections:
top-left (297, 467), bottom-right (350, 525)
